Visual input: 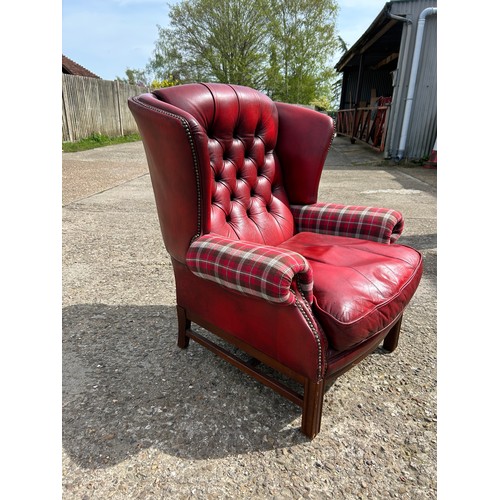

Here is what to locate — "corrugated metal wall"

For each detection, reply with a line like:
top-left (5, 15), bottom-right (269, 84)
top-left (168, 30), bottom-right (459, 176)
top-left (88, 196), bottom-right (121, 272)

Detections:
top-left (62, 74), bottom-right (149, 142)
top-left (385, 0), bottom-right (437, 160)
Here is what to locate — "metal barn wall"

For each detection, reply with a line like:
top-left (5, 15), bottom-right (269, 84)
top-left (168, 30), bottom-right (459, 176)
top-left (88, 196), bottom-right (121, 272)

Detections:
top-left (62, 74), bottom-right (148, 142)
top-left (385, 0), bottom-right (437, 160)
top-left (406, 12), bottom-right (437, 159)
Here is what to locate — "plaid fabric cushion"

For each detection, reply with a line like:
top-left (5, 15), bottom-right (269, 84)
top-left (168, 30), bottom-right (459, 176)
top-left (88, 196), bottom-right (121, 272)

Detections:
top-left (186, 234), bottom-right (313, 305)
top-left (290, 203), bottom-right (404, 244)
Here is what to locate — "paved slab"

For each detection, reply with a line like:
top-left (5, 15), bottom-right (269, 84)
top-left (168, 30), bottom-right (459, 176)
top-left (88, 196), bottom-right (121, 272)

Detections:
top-left (62, 142), bottom-right (149, 206)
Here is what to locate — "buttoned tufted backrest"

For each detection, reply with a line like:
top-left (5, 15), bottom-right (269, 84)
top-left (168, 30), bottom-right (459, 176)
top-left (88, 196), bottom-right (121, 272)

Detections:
top-left (152, 83), bottom-right (295, 247)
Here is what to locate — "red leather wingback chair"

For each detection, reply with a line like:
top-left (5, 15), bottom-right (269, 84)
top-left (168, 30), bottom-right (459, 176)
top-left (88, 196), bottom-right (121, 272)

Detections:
top-left (128, 83), bottom-right (423, 438)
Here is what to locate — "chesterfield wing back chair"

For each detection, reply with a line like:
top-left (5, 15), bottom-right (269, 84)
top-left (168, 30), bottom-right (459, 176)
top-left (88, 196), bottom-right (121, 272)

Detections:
top-left (128, 83), bottom-right (423, 438)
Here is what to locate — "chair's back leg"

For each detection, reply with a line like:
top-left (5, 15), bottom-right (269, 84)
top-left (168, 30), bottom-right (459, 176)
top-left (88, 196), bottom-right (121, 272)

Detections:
top-left (177, 305), bottom-right (191, 349)
top-left (301, 379), bottom-right (325, 439)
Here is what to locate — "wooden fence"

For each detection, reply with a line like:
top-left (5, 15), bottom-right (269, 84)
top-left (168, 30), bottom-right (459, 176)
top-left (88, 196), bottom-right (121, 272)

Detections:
top-left (62, 74), bottom-right (149, 142)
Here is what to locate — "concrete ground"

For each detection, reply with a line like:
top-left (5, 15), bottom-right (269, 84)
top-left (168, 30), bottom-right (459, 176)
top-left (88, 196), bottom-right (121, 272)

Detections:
top-left (62, 135), bottom-right (436, 498)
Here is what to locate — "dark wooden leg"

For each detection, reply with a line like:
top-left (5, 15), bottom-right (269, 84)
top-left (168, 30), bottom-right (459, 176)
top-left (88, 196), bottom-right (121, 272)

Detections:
top-left (383, 315), bottom-right (403, 352)
top-left (301, 379), bottom-right (325, 439)
top-left (177, 305), bottom-right (191, 349)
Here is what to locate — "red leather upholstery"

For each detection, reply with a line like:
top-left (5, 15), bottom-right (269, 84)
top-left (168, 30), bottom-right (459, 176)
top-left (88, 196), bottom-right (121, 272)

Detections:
top-left (172, 258), bottom-right (328, 381)
top-left (127, 93), bottom-right (209, 262)
top-left (153, 83), bottom-right (294, 246)
top-left (278, 232), bottom-right (423, 351)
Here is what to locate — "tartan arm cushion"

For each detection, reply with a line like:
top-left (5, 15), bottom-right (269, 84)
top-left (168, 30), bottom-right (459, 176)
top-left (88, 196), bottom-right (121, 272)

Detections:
top-left (185, 234), bottom-right (314, 305)
top-left (290, 203), bottom-right (404, 244)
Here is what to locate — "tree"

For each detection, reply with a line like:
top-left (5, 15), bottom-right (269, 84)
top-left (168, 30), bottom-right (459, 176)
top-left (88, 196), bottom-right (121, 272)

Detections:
top-left (143, 0), bottom-right (340, 107)
top-left (264, 0), bottom-right (339, 105)
top-left (330, 35), bottom-right (350, 110)
top-left (148, 0), bottom-right (268, 88)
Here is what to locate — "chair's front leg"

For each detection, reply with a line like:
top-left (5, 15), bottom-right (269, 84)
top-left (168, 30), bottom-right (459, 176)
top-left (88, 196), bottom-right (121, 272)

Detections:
top-left (383, 315), bottom-right (403, 352)
top-left (177, 305), bottom-right (191, 349)
top-left (301, 378), bottom-right (325, 439)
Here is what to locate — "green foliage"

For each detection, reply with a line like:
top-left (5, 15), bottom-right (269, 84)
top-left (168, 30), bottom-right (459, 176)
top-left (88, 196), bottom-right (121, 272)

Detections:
top-left (147, 0), bottom-right (269, 89)
top-left (116, 68), bottom-right (149, 86)
top-left (150, 76), bottom-right (180, 89)
top-left (310, 96), bottom-right (331, 111)
top-left (62, 133), bottom-right (141, 153)
top-left (264, 0), bottom-right (339, 105)
top-left (140, 0), bottom-right (340, 107)
top-left (329, 35), bottom-right (350, 111)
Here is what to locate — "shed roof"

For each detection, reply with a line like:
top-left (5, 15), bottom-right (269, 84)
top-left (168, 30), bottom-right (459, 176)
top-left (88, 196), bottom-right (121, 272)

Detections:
top-left (62, 55), bottom-right (100, 79)
top-left (335, 2), bottom-right (405, 73)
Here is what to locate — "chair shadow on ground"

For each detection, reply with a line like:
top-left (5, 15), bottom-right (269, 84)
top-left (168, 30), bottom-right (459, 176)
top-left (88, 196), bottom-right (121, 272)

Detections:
top-left (63, 303), bottom-right (313, 469)
top-left (62, 234), bottom-right (435, 471)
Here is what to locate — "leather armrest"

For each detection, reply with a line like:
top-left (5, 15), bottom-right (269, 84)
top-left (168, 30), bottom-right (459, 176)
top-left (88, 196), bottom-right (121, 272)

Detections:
top-left (186, 234), bottom-right (313, 304)
top-left (290, 203), bottom-right (404, 244)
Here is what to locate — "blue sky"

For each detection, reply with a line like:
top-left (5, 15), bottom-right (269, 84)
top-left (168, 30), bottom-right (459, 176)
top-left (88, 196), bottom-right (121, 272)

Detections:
top-left (62, 0), bottom-right (389, 81)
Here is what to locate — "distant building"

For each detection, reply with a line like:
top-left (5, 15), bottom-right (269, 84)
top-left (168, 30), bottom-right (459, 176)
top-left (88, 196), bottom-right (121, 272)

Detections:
top-left (62, 55), bottom-right (101, 79)
top-left (335, 0), bottom-right (437, 161)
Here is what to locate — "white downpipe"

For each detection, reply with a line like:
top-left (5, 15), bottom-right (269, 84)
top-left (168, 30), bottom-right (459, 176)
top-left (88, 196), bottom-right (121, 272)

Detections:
top-left (396, 7), bottom-right (437, 161)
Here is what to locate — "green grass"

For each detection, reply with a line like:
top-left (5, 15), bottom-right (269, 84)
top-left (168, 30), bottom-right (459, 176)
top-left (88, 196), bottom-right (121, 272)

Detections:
top-left (62, 132), bottom-right (141, 152)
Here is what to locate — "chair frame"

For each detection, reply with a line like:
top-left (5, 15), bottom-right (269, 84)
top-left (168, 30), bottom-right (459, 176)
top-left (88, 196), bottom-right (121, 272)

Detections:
top-left (177, 304), bottom-right (402, 438)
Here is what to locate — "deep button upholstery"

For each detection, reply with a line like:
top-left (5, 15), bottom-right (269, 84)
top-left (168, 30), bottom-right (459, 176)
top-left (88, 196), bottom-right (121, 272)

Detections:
top-left (154, 83), bottom-right (294, 246)
top-left (278, 232), bottom-right (423, 351)
top-left (208, 105), bottom-right (293, 244)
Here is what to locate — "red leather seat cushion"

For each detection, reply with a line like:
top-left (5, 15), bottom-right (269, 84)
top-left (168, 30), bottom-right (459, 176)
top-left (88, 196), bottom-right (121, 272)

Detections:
top-left (278, 232), bottom-right (423, 351)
